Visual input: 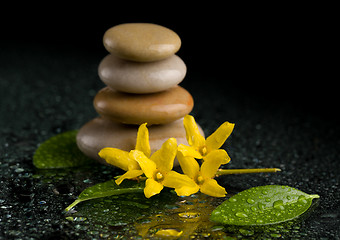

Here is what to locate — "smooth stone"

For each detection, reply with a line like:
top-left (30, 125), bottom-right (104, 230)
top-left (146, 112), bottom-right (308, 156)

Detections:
top-left (93, 86), bottom-right (194, 125)
top-left (103, 23), bottom-right (181, 62)
top-left (98, 54), bottom-right (186, 94)
top-left (76, 117), bottom-right (205, 166)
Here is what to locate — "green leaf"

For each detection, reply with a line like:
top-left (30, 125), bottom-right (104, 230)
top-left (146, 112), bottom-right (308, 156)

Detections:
top-left (33, 130), bottom-right (93, 169)
top-left (210, 185), bottom-right (319, 226)
top-left (65, 180), bottom-right (144, 212)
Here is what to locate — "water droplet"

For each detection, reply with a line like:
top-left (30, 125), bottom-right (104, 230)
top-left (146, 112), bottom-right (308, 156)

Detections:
top-left (83, 179), bottom-right (92, 183)
top-left (65, 216), bottom-right (74, 221)
top-left (256, 219), bottom-right (264, 224)
top-left (270, 233), bottom-right (282, 238)
top-left (235, 212), bottom-right (248, 218)
top-left (99, 233), bottom-right (110, 238)
top-left (239, 228), bottom-right (254, 236)
top-left (273, 200), bottom-right (285, 210)
top-left (164, 204), bottom-right (178, 210)
top-left (265, 198), bottom-right (271, 202)
top-left (262, 190), bottom-right (268, 195)
top-left (229, 198), bottom-right (237, 202)
top-left (15, 168), bottom-right (25, 173)
top-left (211, 227), bottom-right (224, 235)
top-left (298, 195), bottom-right (307, 204)
top-left (201, 233), bottom-right (211, 238)
top-left (251, 206), bottom-right (258, 212)
top-left (178, 212), bottom-right (200, 219)
top-left (244, 208), bottom-right (250, 213)
top-left (75, 217), bottom-right (87, 222)
top-left (258, 203), bottom-right (265, 210)
top-left (247, 198), bottom-right (255, 204)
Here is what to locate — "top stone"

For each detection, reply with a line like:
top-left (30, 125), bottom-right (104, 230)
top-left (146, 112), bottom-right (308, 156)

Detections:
top-left (103, 23), bottom-right (181, 62)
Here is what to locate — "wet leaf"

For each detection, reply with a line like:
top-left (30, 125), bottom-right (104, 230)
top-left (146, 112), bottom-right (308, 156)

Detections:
top-left (65, 180), bottom-right (144, 212)
top-left (33, 130), bottom-right (93, 169)
top-left (210, 185), bottom-right (319, 226)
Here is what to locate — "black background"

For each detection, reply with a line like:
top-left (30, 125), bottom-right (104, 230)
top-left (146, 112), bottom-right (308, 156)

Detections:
top-left (1, 4), bottom-right (337, 116)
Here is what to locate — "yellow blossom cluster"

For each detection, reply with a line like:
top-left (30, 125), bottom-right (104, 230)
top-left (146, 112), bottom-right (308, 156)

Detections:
top-left (98, 115), bottom-right (235, 198)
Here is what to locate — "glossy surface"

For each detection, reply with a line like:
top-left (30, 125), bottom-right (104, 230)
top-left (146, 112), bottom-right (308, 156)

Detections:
top-left (98, 54), bottom-right (186, 94)
top-left (76, 117), bottom-right (204, 166)
top-left (93, 86), bottom-right (194, 125)
top-left (1, 44), bottom-right (338, 239)
top-left (103, 23), bottom-right (181, 62)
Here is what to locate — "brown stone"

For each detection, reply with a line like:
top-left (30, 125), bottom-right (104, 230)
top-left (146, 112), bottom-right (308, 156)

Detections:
top-left (76, 117), bottom-right (205, 166)
top-left (103, 23), bottom-right (181, 62)
top-left (93, 86), bottom-right (194, 125)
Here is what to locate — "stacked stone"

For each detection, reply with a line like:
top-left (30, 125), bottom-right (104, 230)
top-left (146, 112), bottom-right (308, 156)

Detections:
top-left (77, 23), bottom-right (203, 166)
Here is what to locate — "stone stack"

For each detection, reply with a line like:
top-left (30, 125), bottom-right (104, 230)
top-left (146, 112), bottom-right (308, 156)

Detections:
top-left (76, 23), bottom-right (203, 166)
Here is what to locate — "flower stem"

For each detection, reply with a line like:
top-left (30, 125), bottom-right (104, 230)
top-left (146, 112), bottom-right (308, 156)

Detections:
top-left (216, 168), bottom-right (281, 176)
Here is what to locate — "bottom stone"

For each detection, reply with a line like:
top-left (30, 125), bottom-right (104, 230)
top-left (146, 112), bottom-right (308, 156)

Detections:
top-left (76, 117), bottom-right (205, 166)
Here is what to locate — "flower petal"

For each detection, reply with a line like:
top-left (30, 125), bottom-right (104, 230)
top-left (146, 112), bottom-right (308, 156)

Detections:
top-left (115, 169), bottom-right (144, 185)
top-left (201, 150), bottom-right (228, 178)
top-left (129, 150), bottom-right (156, 179)
top-left (183, 115), bottom-right (206, 149)
top-left (177, 144), bottom-right (202, 159)
top-left (177, 150), bottom-right (200, 179)
top-left (150, 138), bottom-right (177, 173)
top-left (135, 123), bottom-right (151, 158)
top-left (144, 178), bottom-right (163, 198)
top-left (200, 178), bottom-right (227, 197)
top-left (206, 121), bottom-right (234, 152)
top-left (163, 171), bottom-right (199, 196)
top-left (98, 148), bottom-right (133, 171)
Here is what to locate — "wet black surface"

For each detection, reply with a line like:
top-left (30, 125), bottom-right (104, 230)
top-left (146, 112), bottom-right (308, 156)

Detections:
top-left (1, 11), bottom-right (339, 239)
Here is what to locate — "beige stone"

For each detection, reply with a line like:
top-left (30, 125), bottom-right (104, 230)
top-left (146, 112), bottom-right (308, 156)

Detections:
top-left (76, 117), bottom-right (205, 166)
top-left (103, 23), bottom-right (181, 62)
top-left (93, 86), bottom-right (194, 125)
top-left (98, 54), bottom-right (186, 94)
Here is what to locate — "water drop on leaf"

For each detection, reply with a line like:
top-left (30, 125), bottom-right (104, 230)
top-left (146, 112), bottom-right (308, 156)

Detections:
top-left (239, 228), bottom-right (254, 236)
top-left (273, 200), bottom-right (285, 210)
top-left (210, 185), bottom-right (319, 226)
top-left (251, 206), bottom-right (257, 212)
top-left (235, 212), bottom-right (248, 218)
top-left (258, 202), bottom-right (265, 210)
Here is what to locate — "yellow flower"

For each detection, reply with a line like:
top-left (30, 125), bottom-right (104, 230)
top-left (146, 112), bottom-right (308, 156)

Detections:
top-left (98, 123), bottom-right (150, 184)
top-left (128, 138), bottom-right (199, 198)
top-left (177, 149), bottom-right (229, 197)
top-left (179, 115), bottom-right (234, 163)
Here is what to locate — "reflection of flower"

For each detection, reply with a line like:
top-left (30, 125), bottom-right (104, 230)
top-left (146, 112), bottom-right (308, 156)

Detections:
top-left (98, 123), bottom-right (150, 184)
top-left (129, 138), bottom-right (199, 198)
top-left (179, 115), bottom-right (234, 164)
top-left (155, 229), bottom-right (183, 237)
top-left (177, 149), bottom-right (229, 197)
